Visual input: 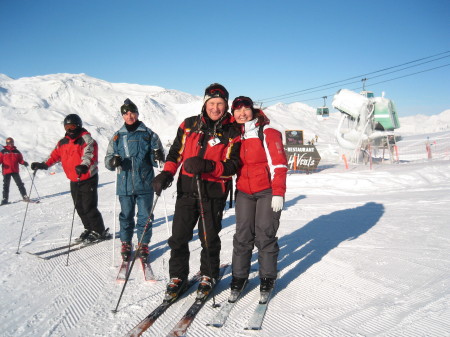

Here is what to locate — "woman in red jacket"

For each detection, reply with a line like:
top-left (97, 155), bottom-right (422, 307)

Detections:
top-left (0, 137), bottom-right (29, 205)
top-left (230, 96), bottom-right (288, 295)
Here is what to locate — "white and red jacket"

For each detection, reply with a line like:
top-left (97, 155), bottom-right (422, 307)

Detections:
top-left (45, 129), bottom-right (99, 182)
top-left (0, 145), bottom-right (26, 175)
top-left (234, 111), bottom-right (288, 196)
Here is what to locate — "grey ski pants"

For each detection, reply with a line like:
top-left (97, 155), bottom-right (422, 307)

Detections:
top-left (232, 188), bottom-right (280, 279)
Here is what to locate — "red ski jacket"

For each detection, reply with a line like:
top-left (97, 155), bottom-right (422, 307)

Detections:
top-left (164, 113), bottom-right (241, 199)
top-left (45, 129), bottom-right (99, 182)
top-left (0, 145), bottom-right (26, 175)
top-left (233, 110), bottom-right (288, 197)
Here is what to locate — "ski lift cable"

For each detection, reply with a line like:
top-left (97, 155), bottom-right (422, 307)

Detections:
top-left (257, 51), bottom-right (450, 102)
top-left (260, 56), bottom-right (450, 104)
top-left (368, 55), bottom-right (450, 81)
top-left (278, 63), bottom-right (450, 106)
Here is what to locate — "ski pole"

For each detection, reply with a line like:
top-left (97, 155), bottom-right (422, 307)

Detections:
top-left (112, 194), bottom-right (159, 314)
top-left (112, 165), bottom-right (121, 267)
top-left (16, 169), bottom-right (37, 254)
top-left (156, 159), bottom-right (171, 238)
top-left (195, 174), bottom-right (219, 308)
top-left (26, 166), bottom-right (41, 200)
top-left (65, 176), bottom-right (81, 266)
top-left (155, 156), bottom-right (171, 274)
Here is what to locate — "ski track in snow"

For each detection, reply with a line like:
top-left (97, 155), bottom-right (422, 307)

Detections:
top-left (1, 159), bottom-right (450, 336)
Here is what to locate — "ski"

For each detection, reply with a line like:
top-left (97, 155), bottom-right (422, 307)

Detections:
top-left (1, 198), bottom-right (39, 206)
top-left (27, 237), bottom-right (111, 260)
top-left (116, 259), bottom-right (129, 281)
top-left (27, 241), bottom-right (83, 256)
top-left (124, 272), bottom-right (202, 337)
top-left (117, 246), bottom-right (135, 281)
top-left (206, 279), bottom-right (248, 328)
top-left (244, 285), bottom-right (276, 330)
top-left (166, 263), bottom-right (230, 337)
top-left (22, 199), bottom-right (40, 204)
top-left (140, 257), bottom-right (156, 282)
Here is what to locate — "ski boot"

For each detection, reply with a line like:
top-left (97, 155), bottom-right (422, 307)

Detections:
top-left (85, 228), bottom-right (112, 244)
top-left (85, 230), bottom-right (102, 243)
top-left (259, 277), bottom-right (275, 304)
top-left (75, 229), bottom-right (91, 243)
top-left (164, 277), bottom-right (186, 302)
top-left (138, 243), bottom-right (149, 261)
top-left (260, 277), bottom-right (275, 292)
top-left (121, 242), bottom-right (132, 261)
top-left (197, 275), bottom-right (215, 299)
top-left (229, 276), bottom-right (248, 303)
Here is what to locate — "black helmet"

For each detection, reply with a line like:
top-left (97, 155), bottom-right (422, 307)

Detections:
top-left (63, 114), bottom-right (83, 128)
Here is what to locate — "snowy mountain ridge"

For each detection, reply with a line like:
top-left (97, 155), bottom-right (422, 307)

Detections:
top-left (1, 72), bottom-right (449, 165)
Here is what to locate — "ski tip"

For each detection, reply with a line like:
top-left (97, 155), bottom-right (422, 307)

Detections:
top-left (244, 326), bottom-right (262, 331)
top-left (145, 278), bottom-right (158, 283)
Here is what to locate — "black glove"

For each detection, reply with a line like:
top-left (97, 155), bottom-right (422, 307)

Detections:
top-left (152, 171), bottom-right (173, 196)
top-left (75, 164), bottom-right (89, 176)
top-left (183, 157), bottom-right (215, 174)
top-left (31, 162), bottom-right (48, 170)
top-left (153, 149), bottom-right (165, 162)
top-left (23, 161), bottom-right (29, 167)
top-left (109, 155), bottom-right (122, 168)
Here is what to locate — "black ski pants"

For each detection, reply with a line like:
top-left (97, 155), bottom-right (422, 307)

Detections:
top-left (168, 194), bottom-right (226, 280)
top-left (70, 174), bottom-right (105, 234)
top-left (2, 173), bottom-right (27, 201)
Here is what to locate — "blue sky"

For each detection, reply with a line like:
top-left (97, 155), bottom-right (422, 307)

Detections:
top-left (1, 0), bottom-right (449, 116)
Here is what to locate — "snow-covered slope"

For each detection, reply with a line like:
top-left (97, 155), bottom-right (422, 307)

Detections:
top-left (1, 155), bottom-right (449, 336)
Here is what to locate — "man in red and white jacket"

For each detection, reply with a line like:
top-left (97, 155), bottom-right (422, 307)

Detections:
top-left (31, 114), bottom-right (109, 243)
top-left (152, 83), bottom-right (241, 298)
top-left (0, 137), bottom-right (29, 205)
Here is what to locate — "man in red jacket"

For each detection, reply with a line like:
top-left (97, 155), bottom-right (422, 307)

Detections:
top-left (0, 137), bottom-right (29, 205)
top-left (31, 114), bottom-right (109, 243)
top-left (152, 83), bottom-right (241, 299)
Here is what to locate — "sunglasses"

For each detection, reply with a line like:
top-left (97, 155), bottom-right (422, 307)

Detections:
top-left (232, 97), bottom-right (253, 110)
top-left (64, 123), bottom-right (78, 131)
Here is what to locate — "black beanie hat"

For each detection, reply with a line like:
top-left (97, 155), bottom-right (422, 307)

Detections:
top-left (121, 98), bottom-right (139, 114)
top-left (203, 83), bottom-right (229, 104)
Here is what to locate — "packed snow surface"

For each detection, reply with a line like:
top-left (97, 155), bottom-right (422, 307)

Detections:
top-left (0, 73), bottom-right (449, 336)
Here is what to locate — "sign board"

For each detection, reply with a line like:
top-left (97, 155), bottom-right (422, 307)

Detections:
top-left (285, 130), bottom-right (303, 145)
top-left (284, 144), bottom-right (321, 171)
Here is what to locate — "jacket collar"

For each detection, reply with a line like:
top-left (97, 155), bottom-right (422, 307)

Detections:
top-left (119, 121), bottom-right (147, 133)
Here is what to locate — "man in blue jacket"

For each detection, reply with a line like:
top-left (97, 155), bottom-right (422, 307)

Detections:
top-left (105, 99), bottom-right (165, 261)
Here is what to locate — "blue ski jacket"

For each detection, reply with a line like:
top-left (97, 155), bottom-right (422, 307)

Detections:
top-left (105, 122), bottom-right (164, 196)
